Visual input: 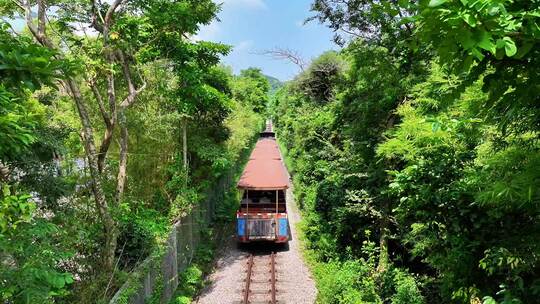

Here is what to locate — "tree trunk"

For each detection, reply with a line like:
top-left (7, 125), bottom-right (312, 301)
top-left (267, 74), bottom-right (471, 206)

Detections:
top-left (0, 162), bottom-right (10, 182)
top-left (115, 108), bottom-right (129, 204)
top-left (377, 201), bottom-right (389, 272)
top-left (97, 126), bottom-right (114, 173)
top-left (96, 72), bottom-right (117, 173)
top-left (65, 78), bottom-right (118, 271)
top-left (23, 0), bottom-right (141, 273)
top-left (183, 119), bottom-right (188, 170)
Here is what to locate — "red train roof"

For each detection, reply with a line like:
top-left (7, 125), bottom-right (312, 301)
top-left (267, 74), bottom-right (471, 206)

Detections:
top-left (237, 138), bottom-right (289, 190)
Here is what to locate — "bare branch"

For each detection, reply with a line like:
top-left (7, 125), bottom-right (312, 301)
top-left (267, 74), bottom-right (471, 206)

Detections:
top-left (88, 78), bottom-right (112, 127)
top-left (106, 70), bottom-right (117, 122)
top-left (21, 0), bottom-right (54, 48)
top-left (90, 74), bottom-right (116, 173)
top-left (256, 47), bottom-right (307, 71)
top-left (9, 0), bottom-right (24, 11)
top-left (104, 0), bottom-right (124, 28)
top-left (95, 61), bottom-right (119, 173)
top-left (135, 66), bottom-right (147, 95)
top-left (117, 51), bottom-right (146, 108)
top-left (90, 0), bottom-right (105, 33)
top-left (90, 70), bottom-right (117, 173)
top-left (22, 0), bottom-right (39, 41)
top-left (338, 26), bottom-right (362, 39)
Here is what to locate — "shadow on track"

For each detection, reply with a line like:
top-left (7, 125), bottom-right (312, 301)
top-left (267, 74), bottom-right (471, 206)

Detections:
top-left (237, 241), bottom-right (290, 255)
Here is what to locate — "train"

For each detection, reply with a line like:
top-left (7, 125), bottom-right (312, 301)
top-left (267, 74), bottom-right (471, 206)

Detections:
top-left (236, 120), bottom-right (290, 243)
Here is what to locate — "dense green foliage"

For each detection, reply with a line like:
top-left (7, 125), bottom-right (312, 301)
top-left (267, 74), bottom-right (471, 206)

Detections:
top-left (271, 1), bottom-right (539, 303)
top-left (0, 25), bottom-right (75, 303)
top-left (231, 67), bottom-right (271, 113)
top-left (0, 1), bottom-right (267, 302)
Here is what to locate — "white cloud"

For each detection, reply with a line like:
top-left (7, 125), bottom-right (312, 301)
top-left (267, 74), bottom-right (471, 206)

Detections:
top-left (219, 0), bottom-right (267, 10)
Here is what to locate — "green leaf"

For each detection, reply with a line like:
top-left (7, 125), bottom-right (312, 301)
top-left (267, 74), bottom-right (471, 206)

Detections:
top-left (502, 36), bottom-right (517, 57)
top-left (458, 30), bottom-right (475, 49)
top-left (487, 4), bottom-right (501, 16)
top-left (495, 39), bottom-right (505, 49)
top-left (462, 13), bottom-right (477, 27)
top-left (64, 274), bottom-right (74, 284)
top-left (494, 47), bottom-right (505, 60)
top-left (431, 121), bottom-right (441, 132)
top-left (476, 31), bottom-right (495, 54)
top-left (461, 55), bottom-right (474, 72)
top-left (471, 48), bottom-right (485, 60)
top-left (482, 296), bottom-right (498, 304)
top-left (398, 0), bottom-right (409, 8)
top-left (428, 0), bottom-right (448, 7)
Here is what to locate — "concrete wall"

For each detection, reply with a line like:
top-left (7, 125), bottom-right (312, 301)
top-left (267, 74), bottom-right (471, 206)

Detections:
top-left (109, 171), bottom-right (233, 304)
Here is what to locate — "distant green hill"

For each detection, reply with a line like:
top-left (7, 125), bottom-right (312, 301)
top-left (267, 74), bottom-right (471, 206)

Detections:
top-left (264, 74), bottom-right (284, 95)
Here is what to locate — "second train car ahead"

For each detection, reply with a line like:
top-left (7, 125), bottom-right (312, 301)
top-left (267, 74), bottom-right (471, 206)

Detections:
top-left (236, 121), bottom-right (290, 243)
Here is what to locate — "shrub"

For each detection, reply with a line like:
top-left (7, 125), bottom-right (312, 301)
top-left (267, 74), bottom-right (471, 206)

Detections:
top-left (116, 207), bottom-right (168, 269)
top-left (314, 260), bottom-right (381, 304)
top-left (391, 270), bottom-right (424, 304)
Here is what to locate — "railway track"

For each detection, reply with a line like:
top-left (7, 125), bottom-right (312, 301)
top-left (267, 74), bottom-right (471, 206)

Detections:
top-left (242, 252), bottom-right (277, 304)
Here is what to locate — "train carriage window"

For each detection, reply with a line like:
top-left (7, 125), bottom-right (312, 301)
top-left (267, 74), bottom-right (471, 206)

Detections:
top-left (239, 190), bottom-right (287, 213)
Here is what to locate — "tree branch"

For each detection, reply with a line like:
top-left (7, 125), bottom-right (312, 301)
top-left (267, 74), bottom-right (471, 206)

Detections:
top-left (104, 0), bottom-right (124, 27)
top-left (117, 51), bottom-right (146, 108)
top-left (88, 78), bottom-right (112, 127)
top-left (9, 0), bottom-right (24, 11)
top-left (90, 0), bottom-right (105, 33)
top-left (338, 26), bottom-right (363, 39)
top-left (22, 0), bottom-right (39, 41)
top-left (22, 0), bottom-right (53, 48)
top-left (257, 47), bottom-right (307, 71)
top-left (95, 63), bottom-right (119, 173)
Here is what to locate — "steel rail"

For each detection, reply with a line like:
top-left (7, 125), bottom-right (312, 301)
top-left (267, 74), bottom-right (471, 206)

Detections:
top-left (243, 253), bottom-right (277, 304)
top-left (269, 252), bottom-right (277, 304)
top-left (243, 254), bottom-right (254, 304)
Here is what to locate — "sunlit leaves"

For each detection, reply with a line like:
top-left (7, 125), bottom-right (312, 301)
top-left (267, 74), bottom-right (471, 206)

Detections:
top-left (0, 186), bottom-right (34, 234)
top-left (413, 0), bottom-right (538, 66)
top-left (0, 23), bottom-right (64, 92)
top-left (232, 68), bottom-right (271, 113)
top-left (0, 25), bottom-right (62, 160)
top-left (501, 36), bottom-right (517, 56)
top-left (428, 0), bottom-right (448, 8)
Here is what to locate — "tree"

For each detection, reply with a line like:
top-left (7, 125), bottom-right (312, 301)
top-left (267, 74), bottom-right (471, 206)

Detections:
top-left (308, 0), bottom-right (414, 46)
top-left (378, 62), bottom-right (540, 302)
top-left (6, 0), bottom-right (227, 272)
top-left (294, 51), bottom-right (344, 104)
top-left (410, 0), bottom-right (540, 134)
top-left (232, 67), bottom-right (270, 113)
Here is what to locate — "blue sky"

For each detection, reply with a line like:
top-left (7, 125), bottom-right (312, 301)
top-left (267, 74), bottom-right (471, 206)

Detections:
top-left (198, 0), bottom-right (339, 81)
